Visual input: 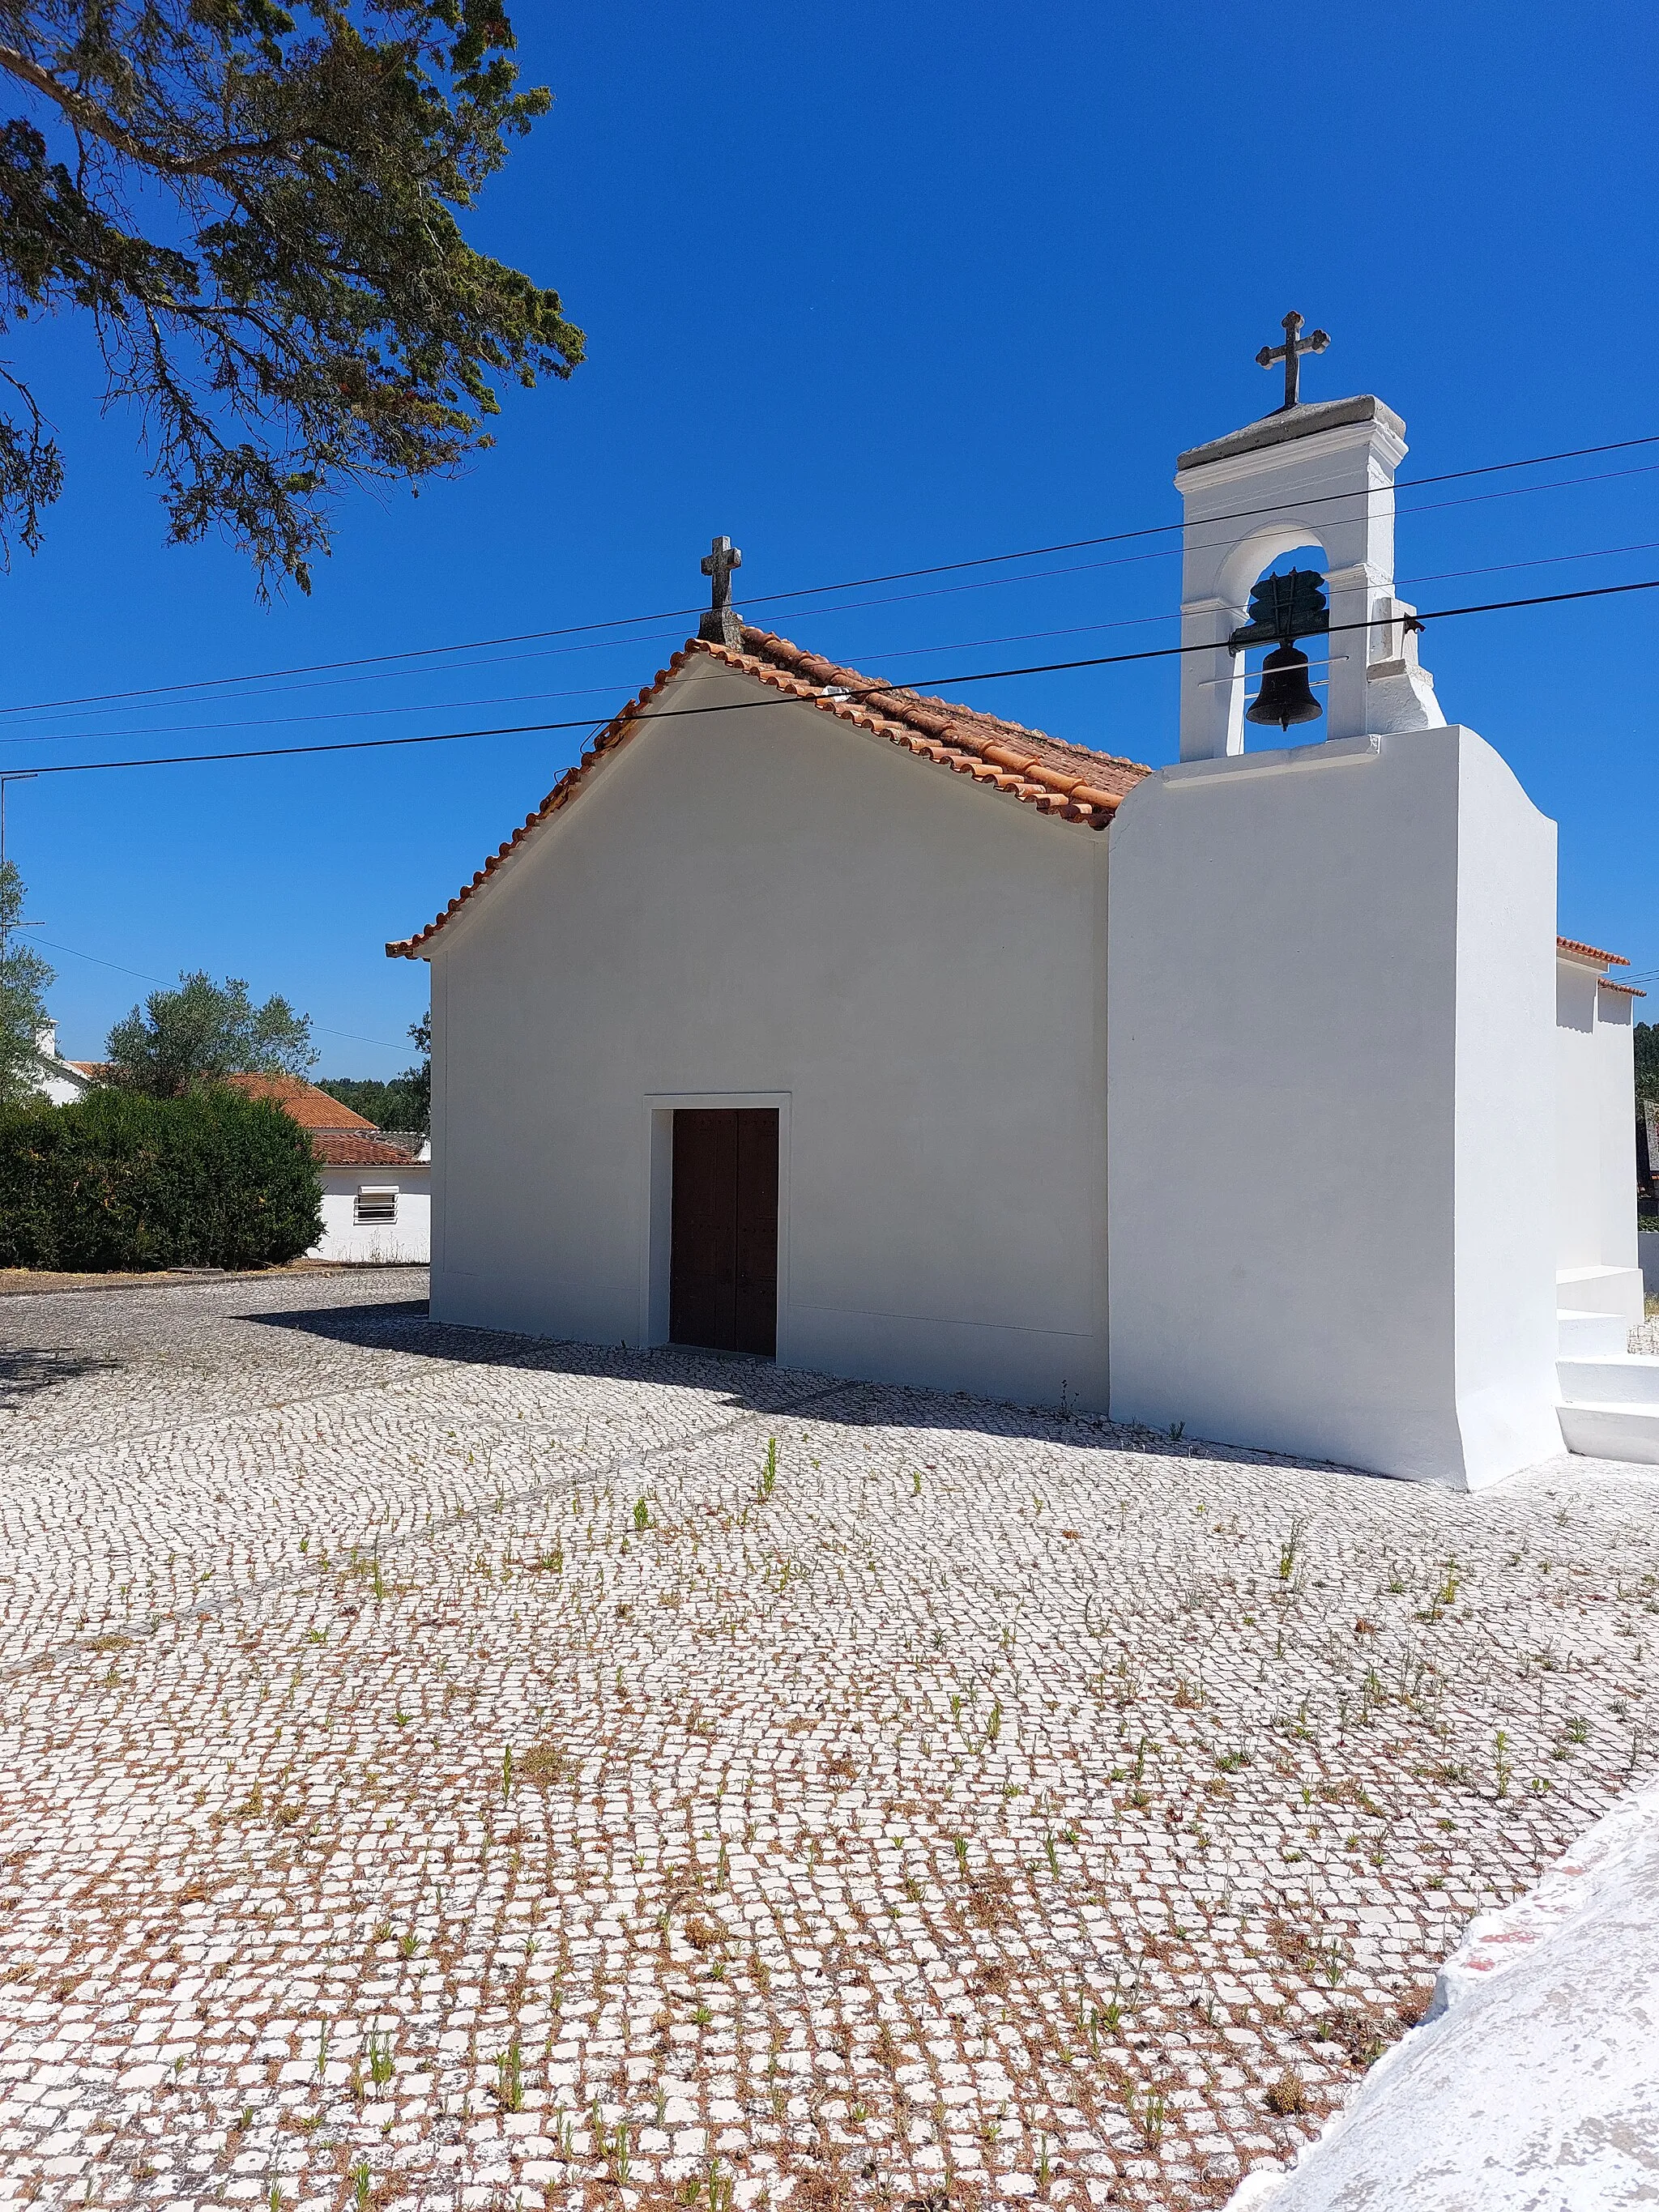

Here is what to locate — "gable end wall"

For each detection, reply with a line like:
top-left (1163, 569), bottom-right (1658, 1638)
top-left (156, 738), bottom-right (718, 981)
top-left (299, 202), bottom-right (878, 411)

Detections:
top-left (427, 658), bottom-right (1111, 1408)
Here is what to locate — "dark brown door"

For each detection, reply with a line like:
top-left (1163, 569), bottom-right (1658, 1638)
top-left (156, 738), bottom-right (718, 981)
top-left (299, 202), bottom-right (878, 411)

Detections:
top-left (670, 1108), bottom-right (778, 1356)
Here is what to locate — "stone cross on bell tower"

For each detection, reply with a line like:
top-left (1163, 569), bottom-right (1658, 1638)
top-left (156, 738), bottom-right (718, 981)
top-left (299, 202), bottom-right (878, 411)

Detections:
top-left (1172, 322), bottom-right (1444, 761)
top-left (699, 535), bottom-right (744, 647)
top-left (1256, 309), bottom-right (1330, 412)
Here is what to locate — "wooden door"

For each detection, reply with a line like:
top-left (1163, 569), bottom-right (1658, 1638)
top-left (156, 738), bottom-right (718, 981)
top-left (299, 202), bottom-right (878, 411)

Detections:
top-left (670, 1108), bottom-right (778, 1356)
top-left (732, 1110), bottom-right (779, 1356)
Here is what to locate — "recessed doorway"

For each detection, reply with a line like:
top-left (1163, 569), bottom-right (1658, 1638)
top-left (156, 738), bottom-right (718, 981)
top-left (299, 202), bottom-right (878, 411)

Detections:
top-left (668, 1108), bottom-right (779, 1356)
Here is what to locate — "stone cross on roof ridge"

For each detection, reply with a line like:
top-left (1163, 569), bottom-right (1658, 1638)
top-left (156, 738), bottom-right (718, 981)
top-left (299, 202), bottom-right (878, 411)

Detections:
top-left (1256, 309), bottom-right (1330, 412)
top-left (699, 534), bottom-right (744, 646)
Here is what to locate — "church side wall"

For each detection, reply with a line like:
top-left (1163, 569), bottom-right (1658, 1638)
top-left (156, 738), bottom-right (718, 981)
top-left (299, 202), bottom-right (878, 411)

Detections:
top-left (1555, 964), bottom-right (1607, 1273)
top-left (1592, 991), bottom-right (1639, 1273)
top-left (1450, 739), bottom-right (1562, 1481)
top-left (1106, 722), bottom-right (1559, 1489)
top-left (424, 662), bottom-right (1110, 1409)
top-left (1555, 961), bottom-right (1640, 1306)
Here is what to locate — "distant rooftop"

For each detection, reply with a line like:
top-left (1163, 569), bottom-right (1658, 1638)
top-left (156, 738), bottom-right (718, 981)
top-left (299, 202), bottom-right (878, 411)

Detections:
top-left (221, 1073), bottom-right (377, 1132)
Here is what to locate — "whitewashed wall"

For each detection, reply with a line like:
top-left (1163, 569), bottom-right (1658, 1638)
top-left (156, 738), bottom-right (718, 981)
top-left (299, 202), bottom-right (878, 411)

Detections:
top-left (426, 657), bottom-right (1111, 1409)
top-left (28, 1024), bottom-right (96, 1106)
top-left (1555, 954), bottom-right (1640, 1325)
top-left (1105, 723), bottom-right (1561, 1490)
top-left (310, 1166), bottom-right (431, 1264)
top-left (32, 1059), bottom-right (90, 1106)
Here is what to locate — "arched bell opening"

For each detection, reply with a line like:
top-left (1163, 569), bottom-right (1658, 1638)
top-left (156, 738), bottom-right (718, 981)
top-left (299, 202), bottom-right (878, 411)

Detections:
top-left (1175, 389), bottom-right (1432, 760)
top-left (1225, 533), bottom-right (1332, 749)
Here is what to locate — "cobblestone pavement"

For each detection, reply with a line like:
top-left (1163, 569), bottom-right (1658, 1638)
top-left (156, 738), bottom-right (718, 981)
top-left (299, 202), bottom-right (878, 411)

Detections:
top-left (0, 1273), bottom-right (1655, 2212)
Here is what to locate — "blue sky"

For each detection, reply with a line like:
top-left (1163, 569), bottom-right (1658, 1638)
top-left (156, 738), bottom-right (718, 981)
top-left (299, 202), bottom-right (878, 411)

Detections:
top-left (6, 1), bottom-right (1657, 1068)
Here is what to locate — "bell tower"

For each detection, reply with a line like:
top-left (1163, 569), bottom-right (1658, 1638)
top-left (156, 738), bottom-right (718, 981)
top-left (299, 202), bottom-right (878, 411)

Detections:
top-left (1175, 316), bottom-right (1443, 763)
top-left (1110, 317), bottom-right (1561, 1491)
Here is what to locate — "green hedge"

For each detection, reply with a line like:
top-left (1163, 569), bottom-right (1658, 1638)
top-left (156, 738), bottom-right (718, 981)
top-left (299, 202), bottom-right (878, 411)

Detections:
top-left (0, 1087), bottom-right (322, 1271)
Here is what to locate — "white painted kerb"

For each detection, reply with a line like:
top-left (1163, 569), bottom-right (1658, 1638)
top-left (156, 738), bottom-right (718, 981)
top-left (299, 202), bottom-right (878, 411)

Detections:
top-left (1228, 1776), bottom-right (1659, 2210)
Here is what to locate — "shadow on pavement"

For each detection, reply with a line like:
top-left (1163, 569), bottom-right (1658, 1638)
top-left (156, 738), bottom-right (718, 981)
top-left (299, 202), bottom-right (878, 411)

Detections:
top-left (245, 1296), bottom-right (1275, 1468)
top-left (0, 1346), bottom-right (122, 1409)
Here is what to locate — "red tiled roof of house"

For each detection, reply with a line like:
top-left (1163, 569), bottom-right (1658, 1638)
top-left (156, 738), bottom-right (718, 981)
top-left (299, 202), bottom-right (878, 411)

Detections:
top-left (222, 1074), bottom-right (379, 1131)
top-left (1597, 977), bottom-right (1646, 998)
top-left (312, 1132), bottom-right (426, 1167)
top-left (387, 629), bottom-right (1153, 959)
top-left (1557, 936), bottom-right (1630, 967)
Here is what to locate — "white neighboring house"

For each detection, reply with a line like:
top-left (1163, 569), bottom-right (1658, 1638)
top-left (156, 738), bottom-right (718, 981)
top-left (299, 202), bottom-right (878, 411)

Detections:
top-left (387, 369), bottom-right (1649, 1487)
top-left (29, 1021), bottom-right (100, 1105)
top-left (221, 1076), bottom-right (430, 1264)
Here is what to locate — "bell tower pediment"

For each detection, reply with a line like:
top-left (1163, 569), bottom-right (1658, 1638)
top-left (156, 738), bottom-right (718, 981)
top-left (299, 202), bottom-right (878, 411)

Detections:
top-left (1175, 333), bottom-right (1444, 762)
top-left (1176, 392), bottom-right (1405, 474)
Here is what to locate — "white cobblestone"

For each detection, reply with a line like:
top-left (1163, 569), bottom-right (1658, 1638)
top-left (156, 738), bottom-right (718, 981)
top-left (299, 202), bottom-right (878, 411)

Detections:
top-left (0, 1271), bottom-right (1653, 2209)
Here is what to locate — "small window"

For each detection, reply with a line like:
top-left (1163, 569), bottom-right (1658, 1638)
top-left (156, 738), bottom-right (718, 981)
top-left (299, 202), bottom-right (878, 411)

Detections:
top-left (355, 1186), bottom-right (398, 1224)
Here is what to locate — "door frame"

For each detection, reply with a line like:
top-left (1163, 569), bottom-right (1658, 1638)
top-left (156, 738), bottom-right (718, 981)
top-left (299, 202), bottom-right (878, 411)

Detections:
top-left (643, 1091), bottom-right (791, 1357)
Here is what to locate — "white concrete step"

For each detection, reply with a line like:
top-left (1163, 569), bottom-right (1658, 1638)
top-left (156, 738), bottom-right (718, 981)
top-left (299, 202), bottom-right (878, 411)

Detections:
top-left (1558, 1308), bottom-right (1631, 1357)
top-left (1557, 1353), bottom-right (1659, 1407)
top-left (1558, 1402), bottom-right (1659, 1466)
top-left (1556, 1264), bottom-right (1645, 1326)
top-left (1558, 1350), bottom-right (1659, 1464)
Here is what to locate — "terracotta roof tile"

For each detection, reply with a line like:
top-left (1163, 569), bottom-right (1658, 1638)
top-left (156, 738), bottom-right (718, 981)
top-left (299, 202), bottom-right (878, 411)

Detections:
top-left (222, 1074), bottom-right (380, 1131)
top-left (388, 629), bottom-right (1152, 958)
top-left (1596, 977), bottom-right (1646, 998)
top-left (1557, 936), bottom-right (1631, 967)
top-left (312, 1132), bottom-right (428, 1167)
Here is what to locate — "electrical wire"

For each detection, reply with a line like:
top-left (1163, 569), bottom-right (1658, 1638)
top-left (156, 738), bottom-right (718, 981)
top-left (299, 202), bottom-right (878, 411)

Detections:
top-left (2, 678), bottom-right (646, 748)
top-left (10, 531), bottom-right (1659, 751)
top-left (33, 936), bottom-right (407, 1051)
top-left (3, 430), bottom-right (1657, 721)
top-left (17, 464), bottom-right (1659, 743)
top-left (8, 450), bottom-right (1659, 744)
top-left (6, 573), bottom-right (1656, 781)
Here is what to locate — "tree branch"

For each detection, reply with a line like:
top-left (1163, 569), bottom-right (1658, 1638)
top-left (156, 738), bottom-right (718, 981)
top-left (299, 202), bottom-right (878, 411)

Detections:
top-left (0, 6), bottom-right (581, 589)
top-left (0, 42), bottom-right (285, 177)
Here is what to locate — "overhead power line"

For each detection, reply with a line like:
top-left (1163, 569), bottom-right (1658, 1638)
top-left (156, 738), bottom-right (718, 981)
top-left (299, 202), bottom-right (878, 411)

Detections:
top-left (15, 477), bottom-right (1659, 744)
top-left (7, 534), bottom-right (1659, 751)
top-left (6, 573), bottom-right (1657, 782)
top-left (748, 443), bottom-right (1659, 601)
top-left (33, 936), bottom-right (408, 1051)
top-left (2, 429), bottom-right (1657, 722)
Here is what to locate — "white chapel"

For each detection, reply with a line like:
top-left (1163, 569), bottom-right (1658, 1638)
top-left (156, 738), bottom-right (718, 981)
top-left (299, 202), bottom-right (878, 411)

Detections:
top-left (390, 327), bottom-right (1646, 1490)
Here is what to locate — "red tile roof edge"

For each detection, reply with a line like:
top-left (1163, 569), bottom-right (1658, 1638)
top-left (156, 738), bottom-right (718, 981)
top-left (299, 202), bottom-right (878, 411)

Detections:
top-left (1596, 977), bottom-right (1646, 998)
top-left (312, 1132), bottom-right (429, 1167)
top-left (1557, 935), bottom-right (1631, 967)
top-left (221, 1073), bottom-right (382, 1132)
top-left (386, 630), bottom-right (1152, 959)
top-left (57, 1068), bottom-right (416, 1123)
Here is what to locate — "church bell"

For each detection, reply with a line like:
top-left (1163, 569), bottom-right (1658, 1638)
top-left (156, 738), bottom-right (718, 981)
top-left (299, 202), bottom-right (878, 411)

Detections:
top-left (1246, 642), bottom-right (1321, 730)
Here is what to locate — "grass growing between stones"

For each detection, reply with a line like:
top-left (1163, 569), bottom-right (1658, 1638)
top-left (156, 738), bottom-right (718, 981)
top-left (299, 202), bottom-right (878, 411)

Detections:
top-left (0, 1272), bottom-right (1654, 2209)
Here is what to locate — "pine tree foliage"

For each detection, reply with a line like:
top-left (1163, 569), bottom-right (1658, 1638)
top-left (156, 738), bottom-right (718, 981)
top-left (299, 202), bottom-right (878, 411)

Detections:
top-left (1637, 1021), bottom-right (1659, 1105)
top-left (0, 856), bottom-right (51, 1103)
top-left (320, 1008), bottom-right (426, 1129)
top-left (0, 3), bottom-right (582, 587)
top-left (316, 1068), bottom-right (424, 1131)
